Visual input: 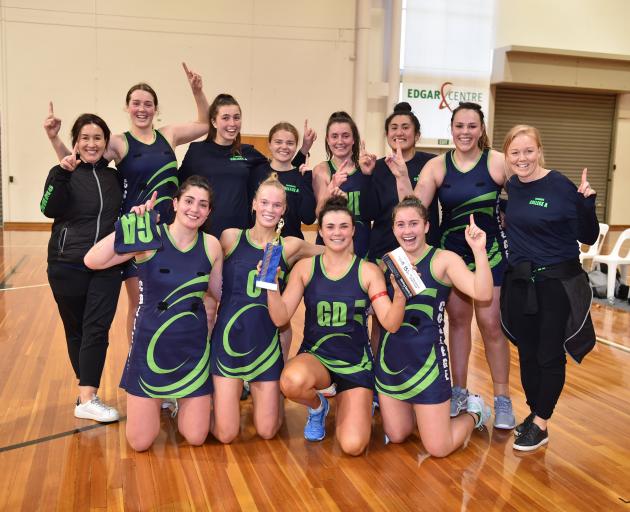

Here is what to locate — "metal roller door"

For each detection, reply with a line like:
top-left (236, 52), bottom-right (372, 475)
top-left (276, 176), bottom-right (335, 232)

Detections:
top-left (492, 87), bottom-right (616, 220)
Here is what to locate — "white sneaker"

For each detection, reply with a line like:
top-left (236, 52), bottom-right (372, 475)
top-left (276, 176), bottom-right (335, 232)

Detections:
top-left (162, 398), bottom-right (179, 418)
top-left (318, 383), bottom-right (337, 398)
top-left (74, 396), bottom-right (120, 423)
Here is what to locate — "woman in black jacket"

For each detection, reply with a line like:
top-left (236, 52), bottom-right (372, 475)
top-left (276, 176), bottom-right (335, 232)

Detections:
top-left (40, 113), bottom-right (123, 423)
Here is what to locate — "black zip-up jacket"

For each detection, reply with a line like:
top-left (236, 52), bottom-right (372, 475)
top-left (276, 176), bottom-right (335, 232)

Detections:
top-left (40, 158), bottom-right (122, 265)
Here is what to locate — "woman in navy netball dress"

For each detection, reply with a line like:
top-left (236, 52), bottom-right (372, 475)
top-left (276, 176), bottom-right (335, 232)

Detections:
top-left (210, 174), bottom-right (322, 444)
top-left (312, 111), bottom-right (371, 258)
top-left (266, 196), bottom-right (406, 456)
top-left (408, 102), bottom-right (514, 429)
top-left (85, 176), bottom-right (223, 451)
top-left (45, 63), bottom-right (211, 344)
top-left (376, 196), bottom-right (493, 457)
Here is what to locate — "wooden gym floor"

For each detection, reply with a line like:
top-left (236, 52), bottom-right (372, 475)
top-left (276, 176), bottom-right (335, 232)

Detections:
top-left (0, 229), bottom-right (629, 511)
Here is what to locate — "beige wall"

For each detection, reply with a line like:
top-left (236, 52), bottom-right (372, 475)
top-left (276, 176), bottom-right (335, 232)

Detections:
top-left (2, 0), bottom-right (630, 224)
top-left (0, 0), bottom-right (357, 222)
top-left (493, 0), bottom-right (630, 224)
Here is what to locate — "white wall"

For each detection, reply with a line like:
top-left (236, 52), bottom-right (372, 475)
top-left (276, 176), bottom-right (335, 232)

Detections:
top-left (0, 0), bottom-right (356, 222)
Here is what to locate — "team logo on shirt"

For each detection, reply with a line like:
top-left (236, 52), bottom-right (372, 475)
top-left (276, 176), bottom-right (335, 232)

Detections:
top-left (285, 184), bottom-right (299, 194)
top-left (528, 197), bottom-right (548, 208)
top-left (229, 154), bottom-right (247, 161)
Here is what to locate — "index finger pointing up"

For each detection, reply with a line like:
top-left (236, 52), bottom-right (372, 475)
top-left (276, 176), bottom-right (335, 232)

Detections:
top-left (469, 213), bottom-right (477, 228)
top-left (182, 62), bottom-right (191, 76)
top-left (48, 101), bottom-right (54, 116)
top-left (581, 167), bottom-right (588, 184)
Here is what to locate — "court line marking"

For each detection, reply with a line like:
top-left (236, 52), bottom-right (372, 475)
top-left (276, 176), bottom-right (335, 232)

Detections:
top-left (596, 336), bottom-right (630, 354)
top-left (0, 418), bottom-right (126, 453)
top-left (0, 283), bottom-right (49, 291)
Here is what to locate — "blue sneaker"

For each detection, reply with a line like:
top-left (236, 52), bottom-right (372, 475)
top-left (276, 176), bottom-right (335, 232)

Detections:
top-left (493, 395), bottom-right (516, 430)
top-left (304, 393), bottom-right (329, 442)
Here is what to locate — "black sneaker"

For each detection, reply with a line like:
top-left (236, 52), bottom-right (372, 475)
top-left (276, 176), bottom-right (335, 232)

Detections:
top-left (514, 412), bottom-right (535, 437)
top-left (513, 423), bottom-right (548, 451)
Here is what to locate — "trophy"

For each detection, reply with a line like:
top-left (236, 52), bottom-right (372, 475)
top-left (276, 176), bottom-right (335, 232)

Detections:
top-left (382, 247), bottom-right (426, 299)
top-left (256, 219), bottom-right (285, 291)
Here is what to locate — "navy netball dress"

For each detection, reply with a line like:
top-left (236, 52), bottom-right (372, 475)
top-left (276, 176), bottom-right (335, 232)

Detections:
top-left (117, 130), bottom-right (178, 223)
top-left (375, 246), bottom-right (452, 404)
top-left (211, 230), bottom-right (288, 381)
top-left (120, 226), bottom-right (213, 398)
top-left (316, 161), bottom-right (371, 258)
top-left (438, 149), bottom-right (508, 284)
top-left (299, 254), bottom-right (373, 388)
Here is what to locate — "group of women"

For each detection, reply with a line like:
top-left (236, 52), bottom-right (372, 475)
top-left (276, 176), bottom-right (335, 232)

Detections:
top-left (40, 62), bottom-right (598, 456)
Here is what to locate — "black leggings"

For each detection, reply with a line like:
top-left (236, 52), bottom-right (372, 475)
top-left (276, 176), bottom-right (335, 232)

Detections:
top-left (507, 277), bottom-right (570, 420)
top-left (48, 263), bottom-right (122, 388)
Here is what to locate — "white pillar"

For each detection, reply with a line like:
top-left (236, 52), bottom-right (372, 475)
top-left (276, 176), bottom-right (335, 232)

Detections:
top-left (387, 0), bottom-right (403, 114)
top-left (353, 0), bottom-right (370, 136)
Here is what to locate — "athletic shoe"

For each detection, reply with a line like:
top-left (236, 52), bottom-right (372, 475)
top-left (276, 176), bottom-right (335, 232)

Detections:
top-left (515, 412), bottom-right (536, 438)
top-left (304, 393), bottom-right (329, 442)
top-left (162, 398), bottom-right (179, 418)
top-left (240, 381), bottom-right (250, 401)
top-left (493, 395), bottom-right (516, 429)
top-left (318, 383), bottom-right (337, 398)
top-left (74, 396), bottom-right (120, 423)
top-left (513, 423), bottom-right (548, 451)
top-left (466, 394), bottom-right (491, 429)
top-left (450, 386), bottom-right (468, 417)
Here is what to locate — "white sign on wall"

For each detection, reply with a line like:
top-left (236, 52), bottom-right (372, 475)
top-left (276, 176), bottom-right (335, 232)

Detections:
top-left (401, 81), bottom-right (489, 146)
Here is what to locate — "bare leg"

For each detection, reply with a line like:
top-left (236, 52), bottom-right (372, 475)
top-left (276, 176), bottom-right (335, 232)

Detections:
top-left (369, 316), bottom-right (382, 359)
top-left (414, 400), bottom-right (476, 457)
top-left (249, 380), bottom-right (283, 439)
top-left (203, 295), bottom-right (218, 334)
top-left (125, 277), bottom-right (140, 346)
top-left (211, 375), bottom-right (242, 444)
top-left (279, 353), bottom-right (331, 409)
top-left (78, 385), bottom-right (98, 403)
top-left (474, 287), bottom-right (510, 397)
top-left (177, 395), bottom-right (212, 445)
top-left (446, 288), bottom-right (474, 389)
top-left (126, 394), bottom-right (161, 451)
top-left (378, 393), bottom-right (415, 443)
top-left (335, 387), bottom-right (373, 456)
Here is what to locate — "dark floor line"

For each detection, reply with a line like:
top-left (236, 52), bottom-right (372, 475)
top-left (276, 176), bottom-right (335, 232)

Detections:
top-left (0, 255), bottom-right (26, 289)
top-left (0, 417), bottom-right (126, 453)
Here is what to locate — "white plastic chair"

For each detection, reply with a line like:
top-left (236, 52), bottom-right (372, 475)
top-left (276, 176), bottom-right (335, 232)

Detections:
top-left (580, 223), bottom-right (609, 267)
top-left (591, 228), bottom-right (630, 302)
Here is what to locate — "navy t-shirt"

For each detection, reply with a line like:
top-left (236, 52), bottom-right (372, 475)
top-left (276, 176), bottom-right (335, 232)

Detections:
top-left (505, 170), bottom-right (598, 267)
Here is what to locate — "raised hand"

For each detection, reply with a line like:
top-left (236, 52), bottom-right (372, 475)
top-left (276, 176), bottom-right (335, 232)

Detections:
top-left (59, 143), bottom-right (81, 171)
top-left (330, 159), bottom-right (349, 189)
top-left (298, 162), bottom-right (310, 176)
top-left (131, 191), bottom-right (158, 217)
top-left (44, 101), bottom-right (62, 140)
top-left (577, 168), bottom-right (596, 198)
top-left (301, 119), bottom-right (317, 155)
top-left (384, 139), bottom-right (409, 179)
top-left (359, 140), bottom-right (377, 176)
top-left (182, 62), bottom-right (203, 93)
top-left (330, 186), bottom-right (348, 199)
top-left (464, 214), bottom-right (486, 252)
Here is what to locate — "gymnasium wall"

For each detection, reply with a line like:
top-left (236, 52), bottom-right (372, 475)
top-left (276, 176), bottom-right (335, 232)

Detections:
top-left (493, 0), bottom-right (630, 224)
top-left (1, 0), bottom-right (630, 224)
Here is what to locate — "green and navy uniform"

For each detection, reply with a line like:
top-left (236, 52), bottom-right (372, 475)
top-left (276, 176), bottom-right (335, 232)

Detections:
top-left (360, 152), bottom-right (439, 262)
top-left (117, 130), bottom-right (178, 279)
top-left (438, 149), bottom-right (507, 284)
top-left (375, 246), bottom-right (452, 404)
top-left (316, 161), bottom-right (371, 258)
top-left (121, 226), bottom-right (213, 398)
top-left (299, 254), bottom-right (373, 390)
top-left (211, 230), bottom-right (288, 381)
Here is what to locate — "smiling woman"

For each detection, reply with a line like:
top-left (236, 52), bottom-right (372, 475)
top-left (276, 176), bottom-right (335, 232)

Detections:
top-left (40, 113), bottom-right (123, 424)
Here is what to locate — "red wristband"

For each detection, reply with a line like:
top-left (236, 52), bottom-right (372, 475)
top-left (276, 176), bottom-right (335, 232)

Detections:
top-left (370, 291), bottom-right (388, 302)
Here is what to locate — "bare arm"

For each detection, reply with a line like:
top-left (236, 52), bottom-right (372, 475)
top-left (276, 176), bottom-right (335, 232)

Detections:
top-left (313, 160), bottom-right (349, 215)
top-left (283, 237), bottom-right (324, 268)
top-left (439, 215), bottom-right (492, 301)
top-left (384, 139), bottom-right (414, 200)
top-left (414, 155), bottom-right (443, 206)
top-left (159, 62), bottom-right (210, 147)
top-left (205, 234), bottom-right (223, 302)
top-left (44, 101), bottom-right (71, 161)
top-left (266, 258), bottom-right (310, 326)
top-left (84, 231), bottom-right (143, 269)
top-left (363, 262), bottom-right (406, 333)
